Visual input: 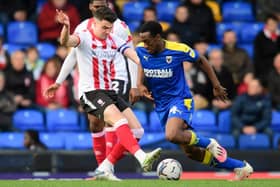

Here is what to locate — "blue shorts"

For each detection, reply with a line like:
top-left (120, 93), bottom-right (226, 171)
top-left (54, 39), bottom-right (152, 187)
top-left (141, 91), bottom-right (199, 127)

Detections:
top-left (156, 98), bottom-right (194, 130)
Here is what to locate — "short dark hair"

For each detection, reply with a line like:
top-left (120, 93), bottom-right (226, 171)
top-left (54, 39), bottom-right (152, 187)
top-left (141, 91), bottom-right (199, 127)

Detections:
top-left (144, 6), bottom-right (157, 14)
top-left (265, 13), bottom-right (278, 23)
top-left (93, 7), bottom-right (117, 23)
top-left (140, 21), bottom-right (163, 37)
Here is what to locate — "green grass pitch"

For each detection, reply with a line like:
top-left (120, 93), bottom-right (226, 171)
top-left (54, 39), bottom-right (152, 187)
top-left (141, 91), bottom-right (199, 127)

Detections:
top-left (1, 179), bottom-right (280, 187)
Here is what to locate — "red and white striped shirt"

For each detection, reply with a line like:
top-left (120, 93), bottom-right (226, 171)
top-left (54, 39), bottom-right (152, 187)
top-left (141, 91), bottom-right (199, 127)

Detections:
top-left (74, 28), bottom-right (129, 97)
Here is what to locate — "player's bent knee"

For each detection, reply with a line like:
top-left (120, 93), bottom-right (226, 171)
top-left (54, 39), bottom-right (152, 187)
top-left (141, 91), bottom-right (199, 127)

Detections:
top-left (89, 117), bottom-right (105, 133)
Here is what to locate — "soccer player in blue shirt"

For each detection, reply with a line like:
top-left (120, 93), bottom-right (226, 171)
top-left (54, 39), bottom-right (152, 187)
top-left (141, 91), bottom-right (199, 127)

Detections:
top-left (136, 21), bottom-right (253, 180)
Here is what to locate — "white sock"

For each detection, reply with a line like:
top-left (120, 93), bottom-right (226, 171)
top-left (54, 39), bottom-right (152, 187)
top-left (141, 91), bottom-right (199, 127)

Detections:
top-left (134, 149), bottom-right (147, 165)
top-left (98, 158), bottom-right (114, 173)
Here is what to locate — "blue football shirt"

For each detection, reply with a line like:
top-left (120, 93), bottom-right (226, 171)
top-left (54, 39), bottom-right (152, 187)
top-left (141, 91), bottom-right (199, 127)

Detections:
top-left (136, 41), bottom-right (199, 111)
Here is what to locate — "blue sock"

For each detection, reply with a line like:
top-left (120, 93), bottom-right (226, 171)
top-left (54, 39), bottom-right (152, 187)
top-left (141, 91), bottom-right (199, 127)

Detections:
top-left (211, 157), bottom-right (245, 170)
top-left (188, 130), bottom-right (211, 148)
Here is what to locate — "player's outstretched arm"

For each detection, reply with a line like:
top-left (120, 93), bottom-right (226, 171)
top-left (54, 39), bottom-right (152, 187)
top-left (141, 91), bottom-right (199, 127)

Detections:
top-left (123, 48), bottom-right (140, 65)
top-left (56, 9), bottom-right (79, 47)
top-left (197, 55), bottom-right (228, 101)
top-left (137, 64), bottom-right (154, 101)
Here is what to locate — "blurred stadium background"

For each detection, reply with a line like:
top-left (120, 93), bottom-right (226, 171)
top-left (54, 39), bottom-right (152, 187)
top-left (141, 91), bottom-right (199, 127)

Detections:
top-left (0, 0), bottom-right (280, 180)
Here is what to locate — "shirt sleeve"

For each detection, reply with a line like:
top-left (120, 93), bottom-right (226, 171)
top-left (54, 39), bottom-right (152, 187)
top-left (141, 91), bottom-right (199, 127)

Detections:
top-left (127, 41), bottom-right (138, 88)
top-left (112, 34), bottom-right (130, 54)
top-left (56, 48), bottom-right (77, 84)
top-left (181, 44), bottom-right (199, 63)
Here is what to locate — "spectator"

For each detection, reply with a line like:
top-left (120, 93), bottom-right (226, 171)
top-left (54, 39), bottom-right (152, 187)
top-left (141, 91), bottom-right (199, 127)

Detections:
top-left (5, 50), bottom-right (35, 108)
top-left (256, 0), bottom-right (280, 21)
top-left (55, 44), bottom-right (69, 61)
top-left (0, 36), bottom-right (10, 70)
top-left (268, 53), bottom-right (280, 110)
top-left (36, 57), bottom-right (73, 109)
top-left (237, 72), bottom-right (254, 95)
top-left (254, 14), bottom-right (280, 86)
top-left (171, 5), bottom-right (199, 46)
top-left (184, 0), bottom-right (216, 43)
top-left (37, 0), bottom-right (80, 45)
top-left (222, 30), bottom-right (252, 85)
top-left (25, 46), bottom-right (44, 80)
top-left (209, 49), bottom-right (235, 112)
top-left (137, 7), bottom-right (169, 32)
top-left (193, 37), bottom-right (209, 58)
top-left (164, 29), bottom-right (181, 42)
top-left (0, 71), bottom-right (16, 131)
top-left (24, 130), bottom-right (47, 151)
top-left (231, 79), bottom-right (271, 135)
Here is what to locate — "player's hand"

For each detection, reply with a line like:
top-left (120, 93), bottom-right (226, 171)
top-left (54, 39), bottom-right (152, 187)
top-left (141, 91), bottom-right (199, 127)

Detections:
top-left (56, 9), bottom-right (70, 26)
top-left (44, 83), bottom-right (60, 98)
top-left (129, 88), bottom-right (140, 104)
top-left (213, 85), bottom-right (228, 102)
top-left (138, 84), bottom-right (154, 101)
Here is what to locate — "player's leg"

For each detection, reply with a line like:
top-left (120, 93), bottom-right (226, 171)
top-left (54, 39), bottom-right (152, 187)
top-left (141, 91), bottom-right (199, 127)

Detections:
top-left (88, 114), bottom-right (106, 166)
top-left (180, 145), bottom-right (253, 180)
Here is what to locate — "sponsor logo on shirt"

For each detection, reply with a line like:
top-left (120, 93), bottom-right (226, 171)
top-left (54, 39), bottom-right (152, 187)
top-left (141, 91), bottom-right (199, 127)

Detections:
top-left (143, 68), bottom-right (173, 78)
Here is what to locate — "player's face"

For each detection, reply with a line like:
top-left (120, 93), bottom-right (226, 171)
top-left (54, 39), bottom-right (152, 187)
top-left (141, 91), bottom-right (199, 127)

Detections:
top-left (140, 32), bottom-right (162, 54)
top-left (89, 0), bottom-right (108, 13)
top-left (93, 19), bottom-right (113, 39)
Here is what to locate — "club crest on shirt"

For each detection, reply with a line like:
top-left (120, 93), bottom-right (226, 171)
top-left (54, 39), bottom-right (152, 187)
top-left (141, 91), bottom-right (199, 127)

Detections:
top-left (166, 56), bottom-right (172, 64)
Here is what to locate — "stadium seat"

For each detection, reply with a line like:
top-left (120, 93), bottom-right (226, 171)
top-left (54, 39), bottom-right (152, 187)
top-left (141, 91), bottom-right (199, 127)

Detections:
top-left (149, 111), bottom-right (163, 132)
top-left (127, 21), bottom-right (140, 33)
top-left (216, 22), bottom-right (244, 43)
top-left (192, 110), bottom-right (218, 132)
top-left (13, 110), bottom-right (45, 131)
top-left (217, 110), bottom-right (231, 133)
top-left (39, 133), bottom-right (64, 150)
top-left (36, 0), bottom-right (47, 13)
top-left (271, 111), bottom-right (280, 131)
top-left (79, 113), bottom-right (88, 131)
top-left (139, 132), bottom-right (166, 149)
top-left (36, 43), bottom-right (56, 60)
top-left (46, 109), bottom-right (80, 131)
top-left (239, 44), bottom-right (253, 59)
top-left (240, 23), bottom-right (264, 43)
top-left (238, 134), bottom-right (270, 150)
top-left (0, 23), bottom-right (3, 36)
top-left (0, 133), bottom-right (24, 149)
top-left (222, 2), bottom-right (254, 22)
top-left (212, 134), bottom-right (236, 149)
top-left (3, 43), bottom-right (27, 55)
top-left (207, 44), bottom-right (221, 54)
top-left (156, 1), bottom-right (179, 22)
top-left (7, 21), bottom-right (38, 45)
top-left (123, 2), bottom-right (150, 22)
top-left (273, 133), bottom-right (280, 149)
top-left (133, 109), bottom-right (149, 131)
top-left (64, 132), bottom-right (92, 150)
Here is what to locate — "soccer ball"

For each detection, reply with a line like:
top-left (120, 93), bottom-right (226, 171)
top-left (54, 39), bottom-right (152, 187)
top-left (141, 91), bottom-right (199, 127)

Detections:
top-left (156, 158), bottom-right (182, 180)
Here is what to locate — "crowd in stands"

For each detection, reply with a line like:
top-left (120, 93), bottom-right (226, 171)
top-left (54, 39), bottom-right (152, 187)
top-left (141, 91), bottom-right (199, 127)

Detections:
top-left (0, 0), bottom-right (280, 149)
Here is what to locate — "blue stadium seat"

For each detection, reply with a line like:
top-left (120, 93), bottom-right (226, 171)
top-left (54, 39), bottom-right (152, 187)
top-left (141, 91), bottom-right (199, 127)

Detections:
top-left (133, 109), bottom-right (149, 131)
top-left (207, 44), bottom-right (221, 54)
top-left (149, 111), bottom-right (163, 132)
top-left (271, 111), bottom-right (280, 131)
top-left (238, 134), bottom-right (270, 150)
top-left (240, 23), bottom-right (264, 43)
top-left (64, 132), bottom-right (92, 150)
top-left (273, 133), bottom-right (280, 149)
top-left (218, 110), bottom-right (231, 133)
top-left (123, 2), bottom-right (150, 22)
top-left (36, 0), bottom-right (46, 13)
top-left (212, 134), bottom-right (235, 149)
top-left (216, 22), bottom-right (244, 43)
top-left (156, 2), bottom-right (179, 22)
top-left (0, 133), bottom-right (24, 149)
top-left (239, 44), bottom-right (253, 59)
top-left (79, 113), bottom-right (88, 131)
top-left (7, 21), bottom-right (37, 45)
top-left (3, 43), bottom-right (27, 55)
top-left (127, 21), bottom-right (140, 33)
top-left (46, 109), bottom-right (80, 131)
top-left (0, 23), bottom-right (3, 36)
top-left (192, 110), bottom-right (218, 132)
top-left (139, 132), bottom-right (166, 149)
top-left (13, 110), bottom-right (45, 131)
top-left (39, 133), bottom-right (64, 150)
top-left (36, 43), bottom-right (56, 60)
top-left (222, 2), bottom-right (254, 22)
